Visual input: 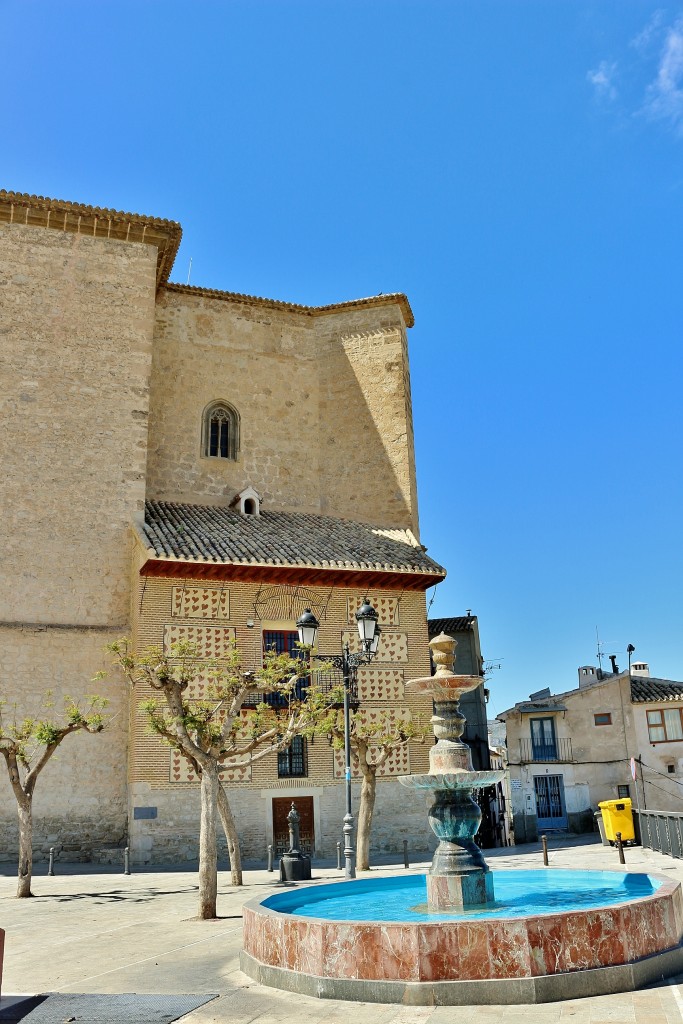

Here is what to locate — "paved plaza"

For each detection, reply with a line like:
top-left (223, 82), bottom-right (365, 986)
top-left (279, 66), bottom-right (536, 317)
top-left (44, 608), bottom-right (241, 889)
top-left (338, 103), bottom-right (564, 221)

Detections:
top-left (1, 836), bottom-right (682, 1023)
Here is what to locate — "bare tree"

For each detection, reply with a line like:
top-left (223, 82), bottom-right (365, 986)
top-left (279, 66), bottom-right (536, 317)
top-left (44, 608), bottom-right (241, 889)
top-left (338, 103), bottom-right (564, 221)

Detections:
top-left (105, 638), bottom-right (338, 919)
top-left (0, 694), bottom-right (107, 897)
top-left (320, 707), bottom-right (428, 871)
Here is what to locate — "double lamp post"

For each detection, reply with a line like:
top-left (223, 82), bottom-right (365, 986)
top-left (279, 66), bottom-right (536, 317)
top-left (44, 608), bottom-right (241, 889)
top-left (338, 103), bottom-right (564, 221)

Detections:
top-left (296, 600), bottom-right (381, 880)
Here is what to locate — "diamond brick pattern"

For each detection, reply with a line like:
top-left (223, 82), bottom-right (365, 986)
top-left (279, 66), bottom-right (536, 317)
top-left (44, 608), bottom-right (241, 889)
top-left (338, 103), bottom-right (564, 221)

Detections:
top-left (172, 585), bottom-right (230, 619)
top-left (334, 744), bottom-right (410, 779)
top-left (163, 624), bottom-right (236, 658)
top-left (342, 630), bottom-right (408, 663)
top-left (333, 708), bottom-right (412, 778)
top-left (169, 748), bottom-right (251, 784)
top-left (347, 594), bottom-right (400, 626)
top-left (356, 668), bottom-right (405, 702)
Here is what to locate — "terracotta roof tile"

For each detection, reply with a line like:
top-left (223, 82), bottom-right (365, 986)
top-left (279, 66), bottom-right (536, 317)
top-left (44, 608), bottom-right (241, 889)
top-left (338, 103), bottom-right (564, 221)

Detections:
top-left (139, 500), bottom-right (445, 577)
top-left (630, 677), bottom-right (683, 703)
top-left (428, 616), bottom-right (476, 635)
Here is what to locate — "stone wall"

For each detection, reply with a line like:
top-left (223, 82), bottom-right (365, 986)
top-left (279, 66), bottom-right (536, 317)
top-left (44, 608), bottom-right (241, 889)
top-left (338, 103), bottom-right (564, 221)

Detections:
top-left (0, 223), bottom-right (157, 626)
top-left (146, 289), bottom-right (418, 534)
top-left (0, 625), bottom-right (129, 863)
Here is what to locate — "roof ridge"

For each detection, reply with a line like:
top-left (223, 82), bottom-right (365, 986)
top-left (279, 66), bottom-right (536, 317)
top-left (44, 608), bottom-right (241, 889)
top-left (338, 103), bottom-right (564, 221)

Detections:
top-left (162, 282), bottom-right (415, 328)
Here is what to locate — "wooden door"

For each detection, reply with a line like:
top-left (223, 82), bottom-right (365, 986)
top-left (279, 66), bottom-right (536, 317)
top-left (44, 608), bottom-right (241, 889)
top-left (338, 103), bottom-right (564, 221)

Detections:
top-left (272, 796), bottom-right (314, 856)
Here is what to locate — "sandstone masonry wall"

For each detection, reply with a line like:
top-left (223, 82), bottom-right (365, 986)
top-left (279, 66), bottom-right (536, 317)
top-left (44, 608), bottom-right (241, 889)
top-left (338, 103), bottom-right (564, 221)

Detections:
top-left (146, 290), bottom-right (418, 534)
top-left (0, 224), bottom-right (157, 625)
top-left (0, 625), bottom-right (129, 863)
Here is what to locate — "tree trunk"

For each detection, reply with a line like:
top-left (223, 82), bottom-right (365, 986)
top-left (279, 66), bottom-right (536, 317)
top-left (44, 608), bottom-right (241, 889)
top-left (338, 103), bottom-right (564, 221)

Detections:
top-left (197, 765), bottom-right (219, 919)
top-left (217, 782), bottom-right (243, 886)
top-left (17, 794), bottom-right (34, 898)
top-left (356, 770), bottom-right (377, 871)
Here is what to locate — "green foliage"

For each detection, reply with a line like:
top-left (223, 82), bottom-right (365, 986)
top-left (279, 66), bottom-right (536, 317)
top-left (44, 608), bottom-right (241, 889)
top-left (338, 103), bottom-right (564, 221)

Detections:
top-left (105, 637), bottom-right (340, 771)
top-left (0, 691), bottom-right (109, 786)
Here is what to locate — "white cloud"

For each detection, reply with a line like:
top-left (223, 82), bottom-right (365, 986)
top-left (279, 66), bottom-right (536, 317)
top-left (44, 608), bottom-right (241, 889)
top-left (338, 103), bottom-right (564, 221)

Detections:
top-left (643, 16), bottom-right (683, 132)
top-left (630, 9), bottom-right (666, 52)
top-left (587, 60), bottom-right (618, 101)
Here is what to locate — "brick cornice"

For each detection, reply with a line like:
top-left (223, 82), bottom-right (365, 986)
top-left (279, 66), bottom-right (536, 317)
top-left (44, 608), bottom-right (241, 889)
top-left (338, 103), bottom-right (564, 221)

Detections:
top-left (0, 190), bottom-right (182, 290)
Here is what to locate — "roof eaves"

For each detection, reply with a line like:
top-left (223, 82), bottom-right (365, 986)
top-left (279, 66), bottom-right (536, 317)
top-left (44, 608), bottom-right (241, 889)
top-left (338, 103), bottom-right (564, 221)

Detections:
top-left (0, 190), bottom-right (182, 290)
top-left (162, 282), bottom-right (415, 328)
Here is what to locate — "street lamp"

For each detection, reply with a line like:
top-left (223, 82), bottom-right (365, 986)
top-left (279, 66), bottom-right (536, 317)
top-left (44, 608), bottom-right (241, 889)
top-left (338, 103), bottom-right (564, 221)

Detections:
top-left (296, 600), bottom-right (381, 880)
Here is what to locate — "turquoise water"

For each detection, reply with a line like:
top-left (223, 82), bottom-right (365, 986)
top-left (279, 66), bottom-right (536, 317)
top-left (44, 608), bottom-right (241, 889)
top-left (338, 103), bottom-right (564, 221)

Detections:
top-left (263, 870), bottom-right (660, 922)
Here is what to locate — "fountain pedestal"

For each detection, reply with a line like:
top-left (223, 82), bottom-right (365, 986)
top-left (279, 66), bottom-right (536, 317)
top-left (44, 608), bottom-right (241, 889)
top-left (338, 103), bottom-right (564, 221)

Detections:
top-left (399, 633), bottom-right (503, 911)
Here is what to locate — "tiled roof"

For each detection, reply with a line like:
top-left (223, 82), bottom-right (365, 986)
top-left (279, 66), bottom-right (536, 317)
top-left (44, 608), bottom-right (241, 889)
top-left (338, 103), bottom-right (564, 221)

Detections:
top-left (139, 501), bottom-right (446, 577)
top-left (428, 616), bottom-right (476, 635)
top-left (630, 677), bottom-right (683, 703)
top-left (0, 190), bottom-right (182, 289)
top-left (163, 283), bottom-right (415, 328)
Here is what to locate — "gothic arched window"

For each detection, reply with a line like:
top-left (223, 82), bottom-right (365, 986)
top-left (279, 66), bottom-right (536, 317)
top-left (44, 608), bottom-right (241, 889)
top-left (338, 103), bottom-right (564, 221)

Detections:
top-left (203, 402), bottom-right (239, 460)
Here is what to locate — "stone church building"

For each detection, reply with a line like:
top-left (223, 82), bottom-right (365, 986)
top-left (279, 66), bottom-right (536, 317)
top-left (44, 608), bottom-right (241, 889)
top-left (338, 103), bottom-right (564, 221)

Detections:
top-left (0, 189), bottom-right (446, 865)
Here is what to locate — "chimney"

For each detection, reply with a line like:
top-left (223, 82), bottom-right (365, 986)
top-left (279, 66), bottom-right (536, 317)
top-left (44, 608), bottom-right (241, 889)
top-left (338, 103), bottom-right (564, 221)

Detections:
top-left (609, 654), bottom-right (620, 674)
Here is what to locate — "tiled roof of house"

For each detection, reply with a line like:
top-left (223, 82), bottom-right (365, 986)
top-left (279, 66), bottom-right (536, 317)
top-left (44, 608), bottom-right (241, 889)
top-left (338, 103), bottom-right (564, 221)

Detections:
top-left (630, 677), bottom-right (683, 703)
top-left (163, 283), bottom-right (415, 328)
top-left (139, 501), bottom-right (446, 578)
top-left (428, 616), bottom-right (476, 635)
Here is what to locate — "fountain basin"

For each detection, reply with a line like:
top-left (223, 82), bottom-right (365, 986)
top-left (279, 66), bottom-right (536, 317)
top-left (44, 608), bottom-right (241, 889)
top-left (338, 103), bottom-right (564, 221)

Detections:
top-left (241, 869), bottom-right (683, 1004)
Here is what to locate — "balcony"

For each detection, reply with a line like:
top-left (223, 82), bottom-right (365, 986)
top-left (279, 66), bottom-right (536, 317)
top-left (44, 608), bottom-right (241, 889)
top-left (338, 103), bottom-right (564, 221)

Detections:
top-left (241, 668), bottom-right (352, 709)
top-left (520, 736), bottom-right (573, 763)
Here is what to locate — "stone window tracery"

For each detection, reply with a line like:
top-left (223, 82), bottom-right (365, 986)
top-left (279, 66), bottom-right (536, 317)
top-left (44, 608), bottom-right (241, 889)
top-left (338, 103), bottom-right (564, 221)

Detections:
top-left (203, 401), bottom-right (239, 460)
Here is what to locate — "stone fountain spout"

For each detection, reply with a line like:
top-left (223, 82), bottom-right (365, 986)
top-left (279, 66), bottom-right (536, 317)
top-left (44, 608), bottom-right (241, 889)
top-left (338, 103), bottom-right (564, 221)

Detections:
top-left (398, 633), bottom-right (504, 910)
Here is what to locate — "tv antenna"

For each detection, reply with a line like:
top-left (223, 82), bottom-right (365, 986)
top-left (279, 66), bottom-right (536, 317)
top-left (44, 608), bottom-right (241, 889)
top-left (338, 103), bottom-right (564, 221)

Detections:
top-left (186, 257), bottom-right (193, 286)
top-left (595, 626), bottom-right (620, 670)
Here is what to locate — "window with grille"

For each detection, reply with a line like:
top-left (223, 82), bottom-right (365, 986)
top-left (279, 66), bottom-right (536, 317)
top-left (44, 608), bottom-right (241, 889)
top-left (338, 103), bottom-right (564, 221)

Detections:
top-left (278, 736), bottom-right (308, 778)
top-left (203, 402), bottom-right (239, 460)
top-left (262, 630), bottom-right (309, 704)
top-left (647, 708), bottom-right (683, 743)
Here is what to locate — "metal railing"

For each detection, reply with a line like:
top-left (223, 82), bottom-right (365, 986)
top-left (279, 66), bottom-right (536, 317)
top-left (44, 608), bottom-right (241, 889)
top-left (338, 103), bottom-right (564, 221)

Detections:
top-left (519, 736), bottom-right (573, 763)
top-left (241, 668), bottom-right (352, 708)
top-left (635, 809), bottom-right (683, 859)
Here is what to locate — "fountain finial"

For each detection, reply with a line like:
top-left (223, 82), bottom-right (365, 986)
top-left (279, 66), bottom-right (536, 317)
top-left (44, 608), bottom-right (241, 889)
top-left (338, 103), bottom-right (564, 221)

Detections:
top-left (430, 632), bottom-right (457, 677)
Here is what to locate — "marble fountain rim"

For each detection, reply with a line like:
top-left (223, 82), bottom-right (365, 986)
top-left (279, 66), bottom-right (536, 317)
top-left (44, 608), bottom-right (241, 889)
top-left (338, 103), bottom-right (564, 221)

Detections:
top-left (240, 870), bottom-right (683, 1004)
top-left (398, 769), bottom-right (506, 789)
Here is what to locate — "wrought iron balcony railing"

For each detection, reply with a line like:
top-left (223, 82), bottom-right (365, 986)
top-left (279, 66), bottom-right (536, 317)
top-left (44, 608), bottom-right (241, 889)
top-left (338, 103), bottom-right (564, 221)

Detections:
top-left (241, 668), bottom-right (353, 709)
top-left (519, 736), bottom-right (573, 763)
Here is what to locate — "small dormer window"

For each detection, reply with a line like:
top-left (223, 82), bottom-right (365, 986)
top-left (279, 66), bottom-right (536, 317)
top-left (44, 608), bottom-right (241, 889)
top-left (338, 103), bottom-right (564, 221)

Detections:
top-left (203, 402), bottom-right (239, 460)
top-left (231, 485), bottom-right (261, 516)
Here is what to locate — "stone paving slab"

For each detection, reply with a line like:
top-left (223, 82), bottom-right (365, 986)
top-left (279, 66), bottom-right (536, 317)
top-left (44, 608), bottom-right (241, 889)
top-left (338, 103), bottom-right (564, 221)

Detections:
top-left (19, 993), bottom-right (218, 1023)
top-left (0, 836), bottom-right (682, 1023)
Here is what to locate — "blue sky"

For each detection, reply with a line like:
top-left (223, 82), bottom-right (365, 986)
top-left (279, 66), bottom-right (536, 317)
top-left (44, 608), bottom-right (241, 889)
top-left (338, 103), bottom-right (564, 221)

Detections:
top-left (3, 1), bottom-right (681, 711)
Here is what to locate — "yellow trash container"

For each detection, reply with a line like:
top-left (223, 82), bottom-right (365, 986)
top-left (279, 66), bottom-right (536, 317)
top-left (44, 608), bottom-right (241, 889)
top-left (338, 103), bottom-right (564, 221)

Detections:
top-left (598, 798), bottom-right (635, 844)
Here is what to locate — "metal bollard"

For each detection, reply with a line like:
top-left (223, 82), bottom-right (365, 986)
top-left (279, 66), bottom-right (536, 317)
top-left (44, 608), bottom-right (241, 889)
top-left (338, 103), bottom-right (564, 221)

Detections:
top-left (541, 834), bottom-right (549, 866)
top-left (48, 847), bottom-right (55, 876)
top-left (336, 841), bottom-right (342, 870)
top-left (616, 831), bottom-right (626, 865)
top-left (403, 839), bottom-right (409, 869)
top-left (267, 844), bottom-right (274, 872)
top-left (124, 847), bottom-right (130, 875)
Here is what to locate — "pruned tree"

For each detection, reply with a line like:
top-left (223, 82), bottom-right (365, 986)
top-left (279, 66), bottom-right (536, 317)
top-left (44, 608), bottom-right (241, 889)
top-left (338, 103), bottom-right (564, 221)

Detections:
top-left (105, 638), bottom-right (339, 919)
top-left (319, 707), bottom-right (428, 871)
top-left (0, 693), bottom-right (108, 898)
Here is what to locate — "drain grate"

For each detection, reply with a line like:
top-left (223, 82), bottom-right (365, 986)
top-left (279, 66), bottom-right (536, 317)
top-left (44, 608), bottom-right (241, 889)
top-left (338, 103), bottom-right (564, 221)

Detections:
top-left (18, 993), bottom-right (218, 1023)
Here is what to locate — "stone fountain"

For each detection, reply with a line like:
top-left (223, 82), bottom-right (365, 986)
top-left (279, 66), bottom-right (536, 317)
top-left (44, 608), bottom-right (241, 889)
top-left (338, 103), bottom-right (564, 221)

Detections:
top-left (241, 632), bottom-right (683, 1004)
top-left (399, 633), bottom-right (504, 909)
